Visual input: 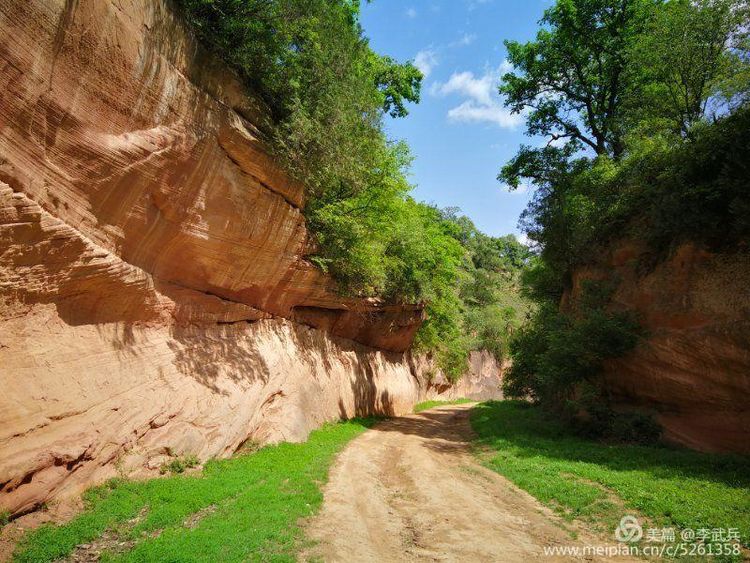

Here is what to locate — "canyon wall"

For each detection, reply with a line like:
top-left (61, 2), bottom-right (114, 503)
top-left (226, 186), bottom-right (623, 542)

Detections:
top-left (0, 0), bottom-right (422, 352)
top-left (0, 0), bottom-right (503, 517)
top-left (0, 308), bottom-right (500, 517)
top-left (568, 242), bottom-right (750, 454)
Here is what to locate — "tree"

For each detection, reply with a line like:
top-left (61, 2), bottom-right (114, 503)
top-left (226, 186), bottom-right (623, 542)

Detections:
top-left (500, 0), bottom-right (656, 162)
top-left (371, 54), bottom-right (423, 118)
top-left (179, 0), bottom-right (421, 125)
top-left (627, 0), bottom-right (750, 135)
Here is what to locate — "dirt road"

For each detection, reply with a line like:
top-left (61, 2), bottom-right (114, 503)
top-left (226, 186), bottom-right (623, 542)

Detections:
top-left (304, 404), bottom-right (632, 562)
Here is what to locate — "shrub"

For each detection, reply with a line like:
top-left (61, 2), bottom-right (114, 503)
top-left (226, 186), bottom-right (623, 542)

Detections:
top-left (160, 455), bottom-right (200, 475)
top-left (504, 282), bottom-right (640, 409)
top-left (568, 382), bottom-right (662, 444)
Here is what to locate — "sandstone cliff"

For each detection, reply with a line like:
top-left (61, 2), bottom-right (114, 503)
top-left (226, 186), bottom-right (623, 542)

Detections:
top-left (0, 0), bottom-right (422, 352)
top-left (0, 0), bottom-right (503, 517)
top-left (567, 242), bottom-right (750, 454)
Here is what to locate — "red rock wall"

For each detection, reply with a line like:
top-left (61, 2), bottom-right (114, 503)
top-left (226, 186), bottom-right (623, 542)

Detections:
top-left (0, 0), bottom-right (422, 352)
top-left (0, 0), bottom-right (504, 516)
top-left (568, 242), bottom-right (750, 453)
top-left (0, 305), bottom-right (502, 517)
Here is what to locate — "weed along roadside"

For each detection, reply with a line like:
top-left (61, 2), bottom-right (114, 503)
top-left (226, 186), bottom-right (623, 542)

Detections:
top-left (6, 403), bottom-right (750, 562)
top-left (11, 420), bottom-right (377, 562)
top-left (470, 401), bottom-right (750, 562)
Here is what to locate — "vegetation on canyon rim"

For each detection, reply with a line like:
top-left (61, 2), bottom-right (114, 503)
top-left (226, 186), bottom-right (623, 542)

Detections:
top-left (177, 0), bottom-right (530, 379)
top-left (499, 0), bottom-right (750, 433)
top-left (177, 0), bottom-right (748, 408)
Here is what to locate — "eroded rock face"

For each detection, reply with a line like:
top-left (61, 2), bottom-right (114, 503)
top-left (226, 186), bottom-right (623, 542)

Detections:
top-left (0, 0), bottom-right (503, 516)
top-left (568, 242), bottom-right (750, 454)
top-left (0, 307), bottom-right (496, 517)
top-left (0, 0), bottom-right (422, 351)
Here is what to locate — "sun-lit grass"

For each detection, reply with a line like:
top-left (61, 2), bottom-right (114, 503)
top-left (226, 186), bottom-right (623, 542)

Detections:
top-left (14, 418), bottom-right (376, 562)
top-left (413, 398), bottom-right (474, 413)
top-left (471, 401), bottom-right (750, 560)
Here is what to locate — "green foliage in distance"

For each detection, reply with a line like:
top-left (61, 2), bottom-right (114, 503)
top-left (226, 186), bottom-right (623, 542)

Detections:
top-left (499, 0), bottom-right (750, 432)
top-left (413, 398), bottom-right (473, 413)
top-left (440, 210), bottom-right (533, 371)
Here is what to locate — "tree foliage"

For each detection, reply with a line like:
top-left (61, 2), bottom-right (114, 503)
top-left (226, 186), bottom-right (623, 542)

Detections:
top-left (442, 212), bottom-right (533, 366)
top-left (501, 0), bottom-right (750, 429)
top-left (627, 0), bottom-right (750, 135)
top-left (501, 0), bottom-right (656, 160)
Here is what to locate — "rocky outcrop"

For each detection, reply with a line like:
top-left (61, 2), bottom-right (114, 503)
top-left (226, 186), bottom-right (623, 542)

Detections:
top-left (415, 350), bottom-right (508, 401)
top-left (0, 0), bottom-right (503, 517)
top-left (568, 242), bottom-right (750, 454)
top-left (0, 0), bottom-right (421, 352)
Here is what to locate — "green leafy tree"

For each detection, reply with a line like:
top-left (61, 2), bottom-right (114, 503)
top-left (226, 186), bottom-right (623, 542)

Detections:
top-left (500, 0), bottom-right (655, 162)
top-left (627, 0), bottom-right (750, 136)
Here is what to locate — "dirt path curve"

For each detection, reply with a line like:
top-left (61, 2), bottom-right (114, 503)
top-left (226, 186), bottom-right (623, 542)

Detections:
top-left (303, 404), bottom-right (633, 562)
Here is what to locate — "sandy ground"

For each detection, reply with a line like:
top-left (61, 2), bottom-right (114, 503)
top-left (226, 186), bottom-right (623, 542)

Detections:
top-left (303, 404), bottom-right (637, 562)
top-left (0, 499), bottom-right (82, 562)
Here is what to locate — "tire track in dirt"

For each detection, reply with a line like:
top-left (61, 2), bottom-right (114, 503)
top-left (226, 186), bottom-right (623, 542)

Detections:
top-left (303, 404), bottom-right (637, 562)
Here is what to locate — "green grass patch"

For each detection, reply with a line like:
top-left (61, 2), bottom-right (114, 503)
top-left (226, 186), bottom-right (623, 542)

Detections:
top-left (14, 418), bottom-right (377, 562)
top-left (413, 398), bottom-right (474, 413)
top-left (470, 401), bottom-right (750, 557)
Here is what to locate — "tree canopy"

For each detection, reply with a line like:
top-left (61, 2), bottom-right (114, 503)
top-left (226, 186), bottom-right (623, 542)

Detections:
top-left (499, 0), bottom-right (749, 190)
top-left (501, 0), bottom-right (656, 161)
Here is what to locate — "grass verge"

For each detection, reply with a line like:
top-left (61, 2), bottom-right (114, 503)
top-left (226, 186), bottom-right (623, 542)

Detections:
top-left (13, 418), bottom-right (376, 562)
top-left (413, 398), bottom-right (473, 413)
top-left (470, 401), bottom-right (750, 560)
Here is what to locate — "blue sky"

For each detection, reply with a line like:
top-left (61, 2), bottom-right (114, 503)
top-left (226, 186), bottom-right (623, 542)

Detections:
top-left (360, 0), bottom-right (551, 239)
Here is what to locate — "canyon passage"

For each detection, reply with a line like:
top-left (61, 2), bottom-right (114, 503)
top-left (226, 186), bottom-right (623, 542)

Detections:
top-left (1, 0), bottom-right (749, 561)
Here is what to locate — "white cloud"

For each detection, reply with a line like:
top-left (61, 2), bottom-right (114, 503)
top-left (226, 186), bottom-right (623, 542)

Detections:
top-left (507, 180), bottom-right (531, 195)
top-left (405, 7), bottom-right (417, 18)
top-left (515, 232), bottom-right (532, 247)
top-left (447, 101), bottom-right (521, 128)
top-left (429, 62), bottom-right (522, 129)
top-left (430, 70), bottom-right (495, 105)
top-left (498, 59), bottom-right (514, 75)
top-left (452, 33), bottom-right (477, 47)
top-left (414, 49), bottom-right (438, 78)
